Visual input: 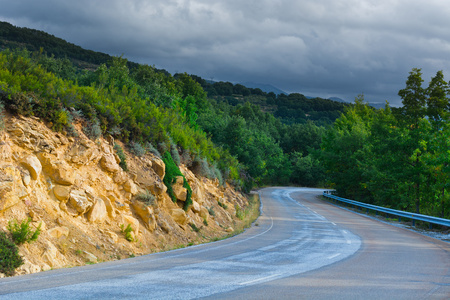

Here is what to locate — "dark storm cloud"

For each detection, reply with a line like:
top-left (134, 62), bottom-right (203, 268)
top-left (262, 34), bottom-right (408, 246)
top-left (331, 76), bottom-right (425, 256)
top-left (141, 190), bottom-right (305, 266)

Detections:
top-left (2, 0), bottom-right (450, 105)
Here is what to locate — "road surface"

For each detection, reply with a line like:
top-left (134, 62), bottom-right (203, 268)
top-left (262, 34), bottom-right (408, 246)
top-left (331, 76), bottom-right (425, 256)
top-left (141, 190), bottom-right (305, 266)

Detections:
top-left (0, 187), bottom-right (448, 299)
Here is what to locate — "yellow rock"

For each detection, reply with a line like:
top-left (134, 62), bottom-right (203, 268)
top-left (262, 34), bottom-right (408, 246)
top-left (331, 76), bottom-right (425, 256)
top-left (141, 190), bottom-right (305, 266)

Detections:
top-left (53, 185), bottom-right (71, 202)
top-left (47, 226), bottom-right (70, 239)
top-left (122, 215), bottom-right (140, 234)
top-left (171, 208), bottom-right (188, 225)
top-left (87, 198), bottom-right (107, 223)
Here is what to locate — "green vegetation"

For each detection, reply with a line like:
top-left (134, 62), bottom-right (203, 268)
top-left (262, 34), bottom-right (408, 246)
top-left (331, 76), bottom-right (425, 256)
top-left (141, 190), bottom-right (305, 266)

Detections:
top-left (0, 231), bottom-right (24, 276)
top-left (7, 218), bottom-right (41, 245)
top-left (120, 224), bottom-right (134, 242)
top-left (7, 22), bottom-right (448, 221)
top-left (113, 143), bottom-right (128, 171)
top-left (162, 151), bottom-right (193, 211)
top-left (321, 69), bottom-right (450, 218)
top-left (189, 223), bottom-right (201, 232)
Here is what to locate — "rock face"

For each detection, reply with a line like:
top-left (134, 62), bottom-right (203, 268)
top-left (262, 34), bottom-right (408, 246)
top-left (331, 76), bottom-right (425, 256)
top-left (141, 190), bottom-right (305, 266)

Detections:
top-left (0, 165), bottom-right (28, 212)
top-left (0, 115), bottom-right (251, 277)
top-left (20, 155), bottom-right (42, 180)
top-left (38, 153), bottom-right (75, 185)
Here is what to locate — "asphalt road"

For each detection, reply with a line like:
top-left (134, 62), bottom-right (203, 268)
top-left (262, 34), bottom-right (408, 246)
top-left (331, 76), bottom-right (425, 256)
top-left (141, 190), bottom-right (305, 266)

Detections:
top-left (0, 187), bottom-right (449, 299)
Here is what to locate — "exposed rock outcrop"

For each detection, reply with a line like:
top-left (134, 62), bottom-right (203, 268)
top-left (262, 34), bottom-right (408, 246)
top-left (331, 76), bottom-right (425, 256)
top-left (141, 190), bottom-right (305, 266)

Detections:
top-left (0, 114), bottom-right (253, 277)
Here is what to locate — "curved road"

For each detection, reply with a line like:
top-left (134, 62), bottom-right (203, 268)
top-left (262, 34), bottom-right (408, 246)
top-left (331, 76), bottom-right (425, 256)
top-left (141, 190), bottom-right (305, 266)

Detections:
top-left (0, 187), bottom-right (449, 299)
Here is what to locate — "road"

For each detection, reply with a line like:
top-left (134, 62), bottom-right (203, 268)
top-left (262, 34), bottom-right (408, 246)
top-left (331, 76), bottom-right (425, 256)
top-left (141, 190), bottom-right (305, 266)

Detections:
top-left (0, 187), bottom-right (449, 299)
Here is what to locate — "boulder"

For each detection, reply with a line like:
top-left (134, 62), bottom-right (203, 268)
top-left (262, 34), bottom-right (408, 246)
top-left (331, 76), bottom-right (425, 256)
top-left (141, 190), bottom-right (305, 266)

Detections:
top-left (38, 153), bottom-right (75, 185)
top-left (172, 176), bottom-right (187, 201)
top-left (191, 184), bottom-right (205, 205)
top-left (100, 153), bottom-right (121, 173)
top-left (105, 230), bottom-right (118, 243)
top-left (122, 215), bottom-right (140, 234)
top-left (124, 179), bottom-right (138, 195)
top-left (113, 171), bottom-right (128, 184)
top-left (151, 157), bottom-right (165, 179)
top-left (53, 185), bottom-right (71, 202)
top-left (68, 190), bottom-right (93, 215)
top-left (100, 195), bottom-right (116, 219)
top-left (87, 198), bottom-right (107, 223)
top-left (21, 169), bottom-right (31, 186)
top-left (171, 208), bottom-right (188, 226)
top-left (41, 241), bottom-right (66, 268)
top-left (131, 200), bottom-right (157, 232)
top-left (191, 201), bottom-right (201, 213)
top-left (158, 218), bottom-right (172, 233)
top-left (20, 155), bottom-right (42, 180)
top-left (17, 258), bottom-right (41, 275)
top-left (82, 251), bottom-right (98, 263)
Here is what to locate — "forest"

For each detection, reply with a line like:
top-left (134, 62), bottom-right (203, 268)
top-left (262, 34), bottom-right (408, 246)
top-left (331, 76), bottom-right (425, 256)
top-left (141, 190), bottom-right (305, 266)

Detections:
top-left (1, 21), bottom-right (448, 219)
top-left (321, 69), bottom-right (450, 218)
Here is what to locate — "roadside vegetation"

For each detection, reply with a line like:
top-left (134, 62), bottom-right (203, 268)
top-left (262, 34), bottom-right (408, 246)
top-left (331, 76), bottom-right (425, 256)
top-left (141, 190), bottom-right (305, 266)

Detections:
top-left (321, 69), bottom-right (450, 219)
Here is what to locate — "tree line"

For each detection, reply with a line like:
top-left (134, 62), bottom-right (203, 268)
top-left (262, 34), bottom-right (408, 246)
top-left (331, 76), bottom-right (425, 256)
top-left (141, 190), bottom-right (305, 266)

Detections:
top-left (321, 69), bottom-right (450, 218)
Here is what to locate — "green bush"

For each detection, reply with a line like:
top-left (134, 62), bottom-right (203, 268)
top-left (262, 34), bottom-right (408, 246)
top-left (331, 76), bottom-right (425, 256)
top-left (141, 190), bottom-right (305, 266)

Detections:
top-left (7, 218), bottom-right (41, 245)
top-left (120, 224), bottom-right (134, 242)
top-left (0, 231), bottom-right (23, 276)
top-left (162, 151), bottom-right (192, 211)
top-left (189, 223), bottom-right (200, 232)
top-left (114, 143), bottom-right (128, 171)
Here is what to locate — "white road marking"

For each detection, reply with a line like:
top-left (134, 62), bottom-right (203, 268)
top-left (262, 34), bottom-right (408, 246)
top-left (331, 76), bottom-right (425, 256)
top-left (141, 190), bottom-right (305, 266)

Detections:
top-left (327, 253), bottom-right (341, 259)
top-left (240, 274), bottom-right (281, 286)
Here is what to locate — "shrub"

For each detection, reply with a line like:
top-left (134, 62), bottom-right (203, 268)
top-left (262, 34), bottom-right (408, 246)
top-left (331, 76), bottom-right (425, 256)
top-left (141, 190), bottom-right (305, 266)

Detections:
top-left (145, 142), bottom-right (161, 158)
top-left (218, 200), bottom-right (228, 210)
top-left (0, 231), bottom-right (23, 276)
top-left (207, 206), bottom-right (215, 217)
top-left (170, 143), bottom-right (181, 166)
top-left (135, 190), bottom-right (156, 206)
top-left (162, 151), bottom-right (192, 211)
top-left (129, 141), bottom-right (146, 157)
top-left (120, 224), bottom-right (134, 242)
top-left (84, 118), bottom-right (102, 140)
top-left (7, 218), bottom-right (41, 245)
top-left (189, 223), bottom-right (200, 232)
top-left (114, 143), bottom-right (128, 171)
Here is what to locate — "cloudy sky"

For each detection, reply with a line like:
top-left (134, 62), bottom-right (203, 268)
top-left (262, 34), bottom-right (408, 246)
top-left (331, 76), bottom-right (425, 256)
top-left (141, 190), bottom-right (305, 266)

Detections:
top-left (1, 0), bottom-right (450, 106)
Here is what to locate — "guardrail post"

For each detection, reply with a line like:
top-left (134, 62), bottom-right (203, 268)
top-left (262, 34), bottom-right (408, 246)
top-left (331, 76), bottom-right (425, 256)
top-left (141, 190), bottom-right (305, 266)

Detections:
top-left (412, 219), bottom-right (415, 227)
top-left (398, 216), bottom-right (401, 222)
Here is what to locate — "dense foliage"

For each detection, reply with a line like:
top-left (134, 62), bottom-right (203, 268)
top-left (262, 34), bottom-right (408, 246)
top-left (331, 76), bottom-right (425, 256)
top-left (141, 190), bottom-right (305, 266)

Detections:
top-left (0, 231), bottom-right (23, 276)
top-left (163, 152), bottom-right (193, 211)
top-left (321, 69), bottom-right (450, 218)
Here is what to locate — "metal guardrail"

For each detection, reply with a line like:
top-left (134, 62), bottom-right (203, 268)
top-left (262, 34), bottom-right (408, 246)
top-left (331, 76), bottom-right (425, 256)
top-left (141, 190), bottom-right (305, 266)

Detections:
top-left (323, 191), bottom-right (450, 228)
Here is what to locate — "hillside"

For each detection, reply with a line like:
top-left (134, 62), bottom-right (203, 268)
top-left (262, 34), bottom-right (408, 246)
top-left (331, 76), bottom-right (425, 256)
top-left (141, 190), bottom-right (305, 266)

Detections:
top-left (0, 113), bottom-right (256, 276)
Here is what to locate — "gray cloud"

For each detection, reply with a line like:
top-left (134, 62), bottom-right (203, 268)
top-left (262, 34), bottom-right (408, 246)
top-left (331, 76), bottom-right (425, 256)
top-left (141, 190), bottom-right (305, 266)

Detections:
top-left (2, 0), bottom-right (450, 105)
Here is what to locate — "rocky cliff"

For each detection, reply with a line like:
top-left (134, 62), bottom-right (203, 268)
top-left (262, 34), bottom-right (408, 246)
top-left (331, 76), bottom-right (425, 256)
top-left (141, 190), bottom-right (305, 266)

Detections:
top-left (0, 114), bottom-right (254, 276)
